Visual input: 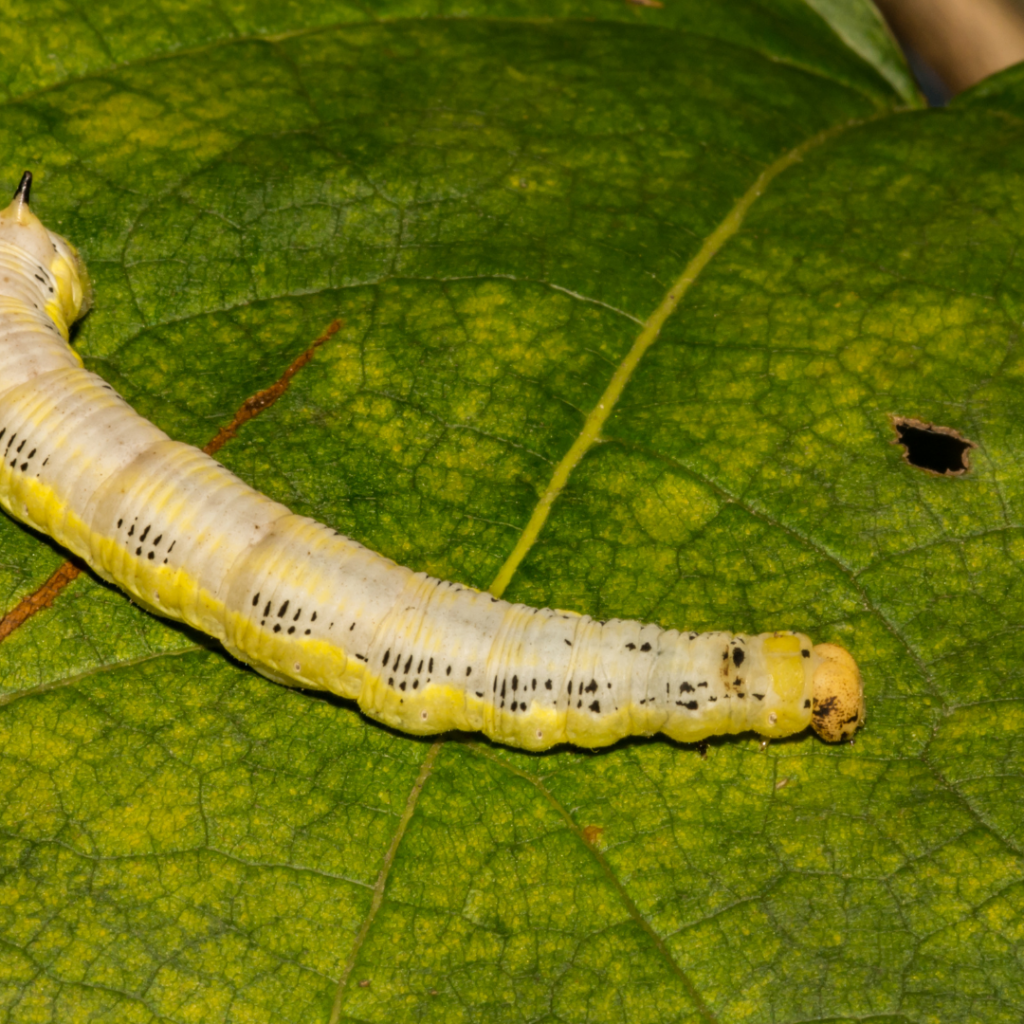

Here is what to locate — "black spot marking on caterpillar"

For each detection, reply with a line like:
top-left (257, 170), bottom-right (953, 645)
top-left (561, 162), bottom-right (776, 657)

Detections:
top-left (640, 642), bottom-right (652, 652)
top-left (892, 416), bottom-right (975, 475)
top-left (812, 695), bottom-right (838, 719)
top-left (252, 593), bottom-right (260, 607)
top-left (625, 642), bottom-right (636, 650)
top-left (679, 682), bottom-right (694, 693)
top-left (545, 680), bottom-right (553, 690)
top-left (804, 698), bottom-right (811, 708)
top-left (278, 601), bottom-right (290, 618)
top-left (733, 648), bottom-right (745, 667)
top-left (264, 601), bottom-right (272, 617)
top-left (589, 700), bottom-right (600, 713)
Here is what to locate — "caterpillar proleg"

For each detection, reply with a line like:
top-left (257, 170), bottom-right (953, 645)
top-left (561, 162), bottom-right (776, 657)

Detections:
top-left (0, 175), bottom-right (865, 750)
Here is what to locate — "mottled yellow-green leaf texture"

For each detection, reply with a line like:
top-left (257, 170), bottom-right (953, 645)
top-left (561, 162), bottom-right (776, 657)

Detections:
top-left (0, 2), bottom-right (1021, 1023)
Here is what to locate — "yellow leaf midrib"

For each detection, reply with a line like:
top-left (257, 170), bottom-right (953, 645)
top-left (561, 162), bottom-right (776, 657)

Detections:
top-left (488, 118), bottom-right (866, 599)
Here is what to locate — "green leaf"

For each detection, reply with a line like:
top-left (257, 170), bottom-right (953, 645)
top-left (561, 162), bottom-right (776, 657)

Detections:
top-left (1, 4), bottom-right (1022, 1023)
top-left (800, 0), bottom-right (919, 104)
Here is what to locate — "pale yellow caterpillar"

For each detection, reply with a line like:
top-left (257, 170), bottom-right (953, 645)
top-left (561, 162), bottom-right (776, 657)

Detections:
top-left (0, 174), bottom-right (865, 750)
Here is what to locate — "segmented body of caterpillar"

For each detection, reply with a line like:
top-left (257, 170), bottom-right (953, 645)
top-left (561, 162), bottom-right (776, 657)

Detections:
top-left (0, 175), bottom-right (865, 750)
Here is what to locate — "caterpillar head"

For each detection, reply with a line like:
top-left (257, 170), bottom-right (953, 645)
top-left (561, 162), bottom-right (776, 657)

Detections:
top-left (0, 171), bottom-right (91, 335)
top-left (810, 643), bottom-right (865, 742)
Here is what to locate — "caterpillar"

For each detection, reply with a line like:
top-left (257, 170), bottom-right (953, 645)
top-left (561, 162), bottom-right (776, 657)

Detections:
top-left (0, 174), bottom-right (865, 751)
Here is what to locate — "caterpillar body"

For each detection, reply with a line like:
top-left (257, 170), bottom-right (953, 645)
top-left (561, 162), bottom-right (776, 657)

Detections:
top-left (0, 175), bottom-right (865, 750)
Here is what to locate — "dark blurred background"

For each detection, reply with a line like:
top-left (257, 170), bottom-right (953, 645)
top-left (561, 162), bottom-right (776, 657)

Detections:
top-left (874, 0), bottom-right (1024, 104)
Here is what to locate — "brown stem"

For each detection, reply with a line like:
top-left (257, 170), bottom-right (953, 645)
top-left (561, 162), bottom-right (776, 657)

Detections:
top-left (875, 0), bottom-right (1024, 95)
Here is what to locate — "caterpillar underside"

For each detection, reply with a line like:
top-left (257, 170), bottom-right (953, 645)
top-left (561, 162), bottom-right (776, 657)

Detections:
top-left (0, 175), bottom-right (865, 751)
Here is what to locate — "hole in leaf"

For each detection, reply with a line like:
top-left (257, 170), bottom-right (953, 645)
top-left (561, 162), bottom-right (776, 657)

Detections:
top-left (892, 417), bottom-right (975, 475)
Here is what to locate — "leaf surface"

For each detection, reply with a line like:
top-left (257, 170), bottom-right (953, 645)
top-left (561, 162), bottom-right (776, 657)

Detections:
top-left (2, 4), bottom-right (1023, 1024)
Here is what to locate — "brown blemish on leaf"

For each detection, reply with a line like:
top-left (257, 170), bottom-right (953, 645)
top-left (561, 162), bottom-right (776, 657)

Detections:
top-left (582, 824), bottom-right (605, 845)
top-left (204, 319), bottom-right (341, 455)
top-left (0, 560), bottom-right (81, 641)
